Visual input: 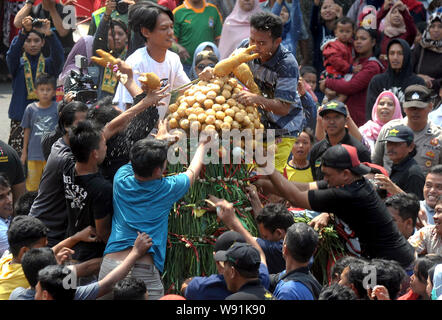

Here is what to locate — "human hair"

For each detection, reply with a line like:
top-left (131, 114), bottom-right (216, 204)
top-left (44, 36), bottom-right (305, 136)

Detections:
top-left (428, 0), bottom-right (442, 13)
top-left (113, 277), bottom-right (147, 300)
top-left (330, 255), bottom-right (366, 283)
top-left (0, 174), bottom-right (10, 189)
top-left (7, 215), bottom-right (48, 258)
top-left (256, 203), bottom-right (294, 233)
top-left (68, 120), bottom-right (102, 163)
top-left (27, 29), bottom-right (45, 40)
top-left (370, 259), bottom-right (407, 300)
top-left (128, 1), bottom-right (174, 41)
top-left (129, 138), bottom-right (168, 178)
top-left (416, 21), bottom-right (428, 34)
top-left (334, 16), bottom-right (354, 31)
top-left (300, 65), bottom-right (317, 77)
top-left (35, 73), bottom-right (56, 90)
top-left (346, 261), bottom-right (369, 299)
top-left (302, 127), bottom-right (315, 144)
top-left (284, 223), bottom-right (319, 263)
top-left (37, 265), bottom-right (76, 300)
top-left (59, 101), bottom-right (88, 134)
top-left (249, 11), bottom-right (283, 39)
top-left (414, 255), bottom-right (442, 283)
top-left (428, 164), bottom-right (442, 177)
top-left (225, 260), bottom-right (260, 279)
top-left (21, 247), bottom-right (57, 287)
top-left (14, 191), bottom-right (38, 216)
top-left (319, 283), bottom-right (357, 300)
top-left (385, 193), bottom-right (419, 228)
top-left (87, 97), bottom-right (120, 129)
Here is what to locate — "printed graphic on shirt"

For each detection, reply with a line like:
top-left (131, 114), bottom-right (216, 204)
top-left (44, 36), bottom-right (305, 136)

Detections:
top-left (63, 174), bottom-right (87, 210)
top-left (34, 115), bottom-right (56, 137)
top-left (0, 147), bottom-right (7, 163)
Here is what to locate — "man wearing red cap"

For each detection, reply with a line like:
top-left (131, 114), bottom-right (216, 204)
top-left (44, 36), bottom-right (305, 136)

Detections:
top-left (264, 143), bottom-right (416, 269)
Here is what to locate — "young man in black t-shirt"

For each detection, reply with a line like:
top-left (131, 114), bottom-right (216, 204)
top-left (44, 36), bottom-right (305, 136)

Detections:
top-left (265, 143), bottom-right (416, 269)
top-left (63, 120), bottom-right (113, 262)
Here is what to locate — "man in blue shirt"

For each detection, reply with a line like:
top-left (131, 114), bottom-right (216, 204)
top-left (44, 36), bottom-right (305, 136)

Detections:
top-left (183, 198), bottom-right (271, 300)
top-left (99, 122), bottom-right (209, 300)
top-left (271, 222), bottom-right (322, 300)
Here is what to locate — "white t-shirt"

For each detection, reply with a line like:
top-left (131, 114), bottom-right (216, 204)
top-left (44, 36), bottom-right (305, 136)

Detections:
top-left (112, 47), bottom-right (190, 119)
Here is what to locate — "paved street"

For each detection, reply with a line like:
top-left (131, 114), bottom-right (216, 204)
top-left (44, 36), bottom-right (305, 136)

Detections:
top-left (0, 81), bottom-right (12, 143)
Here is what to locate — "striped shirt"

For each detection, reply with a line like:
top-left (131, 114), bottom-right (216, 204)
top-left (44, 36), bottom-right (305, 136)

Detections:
top-left (238, 39), bottom-right (304, 136)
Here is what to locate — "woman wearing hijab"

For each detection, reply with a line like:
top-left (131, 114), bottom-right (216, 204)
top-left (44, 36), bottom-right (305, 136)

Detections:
top-left (189, 41), bottom-right (220, 80)
top-left (359, 90), bottom-right (403, 156)
top-left (93, 17), bottom-right (129, 100)
top-left (377, 0), bottom-right (417, 68)
top-left (412, 12), bottom-right (442, 92)
top-left (218, 0), bottom-right (262, 60)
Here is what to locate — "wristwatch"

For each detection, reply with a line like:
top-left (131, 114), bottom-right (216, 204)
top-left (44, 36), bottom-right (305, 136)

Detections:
top-left (25, 0), bottom-right (34, 5)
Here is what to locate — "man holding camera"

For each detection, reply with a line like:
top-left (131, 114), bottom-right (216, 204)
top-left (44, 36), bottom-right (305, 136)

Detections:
top-left (13, 0), bottom-right (74, 59)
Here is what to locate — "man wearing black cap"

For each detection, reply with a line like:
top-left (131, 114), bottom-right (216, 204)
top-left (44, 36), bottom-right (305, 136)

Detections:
top-left (373, 84), bottom-right (442, 176)
top-left (215, 242), bottom-right (274, 300)
top-left (182, 199), bottom-right (270, 300)
top-left (310, 100), bottom-right (371, 181)
top-left (379, 124), bottom-right (425, 199)
top-left (265, 144), bottom-right (416, 269)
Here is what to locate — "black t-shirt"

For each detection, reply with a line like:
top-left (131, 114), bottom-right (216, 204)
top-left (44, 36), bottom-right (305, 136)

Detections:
top-left (31, 4), bottom-right (75, 57)
top-left (309, 130), bottom-right (371, 181)
top-left (308, 178), bottom-right (415, 268)
top-left (225, 279), bottom-right (274, 300)
top-left (41, 126), bottom-right (63, 161)
top-left (0, 140), bottom-right (25, 186)
top-left (30, 137), bottom-right (74, 247)
top-left (63, 163), bottom-right (113, 262)
top-left (390, 156), bottom-right (425, 200)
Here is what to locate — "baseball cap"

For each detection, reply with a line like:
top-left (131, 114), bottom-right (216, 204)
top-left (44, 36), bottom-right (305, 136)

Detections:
top-left (319, 100), bottom-right (348, 117)
top-left (214, 231), bottom-right (246, 252)
top-left (403, 84), bottom-right (433, 109)
top-left (321, 144), bottom-right (371, 175)
top-left (381, 124), bottom-right (414, 143)
top-left (214, 242), bottom-right (261, 272)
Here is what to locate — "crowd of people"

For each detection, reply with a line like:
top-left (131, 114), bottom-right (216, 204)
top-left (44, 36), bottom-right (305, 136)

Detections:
top-left (0, 0), bottom-right (441, 301)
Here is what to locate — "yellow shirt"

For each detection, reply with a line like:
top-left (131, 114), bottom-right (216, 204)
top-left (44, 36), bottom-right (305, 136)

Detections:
top-left (283, 161), bottom-right (314, 183)
top-left (0, 253), bottom-right (29, 300)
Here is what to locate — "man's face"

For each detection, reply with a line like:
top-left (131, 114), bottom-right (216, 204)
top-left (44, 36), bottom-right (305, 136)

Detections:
top-left (387, 206), bottom-right (413, 239)
top-left (386, 141), bottom-right (413, 164)
top-left (388, 43), bottom-right (404, 71)
top-left (0, 186), bottom-right (13, 219)
top-left (249, 27), bottom-right (281, 63)
top-left (321, 165), bottom-right (347, 187)
top-left (222, 262), bottom-right (235, 292)
top-left (423, 173), bottom-right (442, 208)
top-left (404, 105), bottom-right (432, 127)
top-left (142, 13), bottom-right (174, 50)
top-left (321, 111), bottom-right (346, 136)
top-left (23, 32), bottom-right (44, 56)
top-left (258, 223), bottom-right (281, 242)
top-left (303, 72), bottom-right (317, 91)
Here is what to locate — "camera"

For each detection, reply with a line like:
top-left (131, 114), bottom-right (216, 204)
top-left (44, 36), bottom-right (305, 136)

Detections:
top-left (115, 0), bottom-right (129, 14)
top-left (64, 55), bottom-right (98, 104)
top-left (32, 18), bottom-right (43, 28)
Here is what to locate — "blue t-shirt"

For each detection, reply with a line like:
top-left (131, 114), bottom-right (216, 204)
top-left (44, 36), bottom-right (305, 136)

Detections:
top-left (273, 270), bottom-right (315, 300)
top-left (185, 263), bottom-right (270, 300)
top-left (256, 238), bottom-right (285, 274)
top-left (20, 102), bottom-right (58, 161)
top-left (104, 164), bottom-right (190, 272)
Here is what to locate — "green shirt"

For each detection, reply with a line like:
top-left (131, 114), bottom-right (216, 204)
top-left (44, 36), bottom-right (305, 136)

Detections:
top-left (173, 1), bottom-right (223, 65)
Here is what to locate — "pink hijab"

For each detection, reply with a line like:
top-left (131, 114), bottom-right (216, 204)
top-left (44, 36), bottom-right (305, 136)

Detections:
top-left (218, 0), bottom-right (262, 59)
top-left (360, 91), bottom-right (403, 142)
